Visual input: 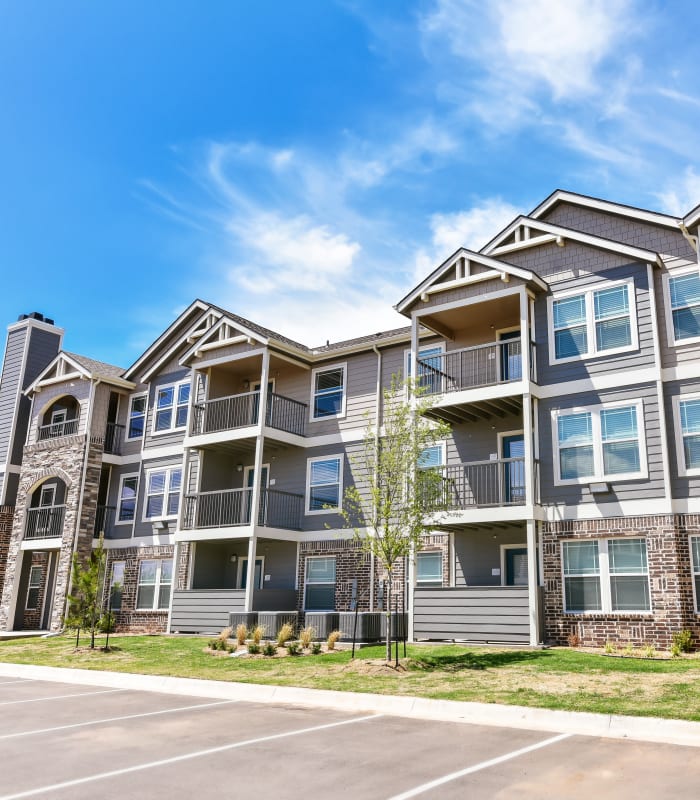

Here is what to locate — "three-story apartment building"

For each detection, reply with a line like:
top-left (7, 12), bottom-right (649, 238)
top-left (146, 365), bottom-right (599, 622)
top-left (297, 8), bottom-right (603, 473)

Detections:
top-left (2, 189), bottom-right (700, 649)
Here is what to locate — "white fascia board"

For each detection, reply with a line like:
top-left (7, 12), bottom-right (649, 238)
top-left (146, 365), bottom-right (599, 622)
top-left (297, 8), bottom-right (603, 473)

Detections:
top-left (683, 203), bottom-right (700, 231)
top-left (529, 190), bottom-right (680, 229)
top-left (7, 317), bottom-right (65, 338)
top-left (179, 316), bottom-right (269, 367)
top-left (24, 350), bottom-right (91, 394)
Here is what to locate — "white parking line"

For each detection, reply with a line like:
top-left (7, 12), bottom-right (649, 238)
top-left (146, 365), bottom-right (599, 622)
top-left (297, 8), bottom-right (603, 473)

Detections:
top-left (0, 713), bottom-right (383, 800)
top-left (0, 689), bottom-right (125, 706)
top-left (0, 680), bottom-right (34, 687)
top-left (0, 699), bottom-right (238, 740)
top-left (387, 732), bottom-right (573, 799)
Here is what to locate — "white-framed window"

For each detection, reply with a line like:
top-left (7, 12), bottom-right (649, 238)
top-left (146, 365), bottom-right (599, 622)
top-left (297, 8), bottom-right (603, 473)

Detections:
top-left (690, 536), bottom-right (700, 612)
top-left (153, 381), bottom-right (190, 434)
top-left (127, 394), bottom-right (147, 440)
top-left (25, 565), bottom-right (42, 611)
top-left (143, 467), bottom-right (182, 520)
top-left (135, 559), bottom-right (173, 610)
top-left (548, 279), bottom-right (637, 363)
top-left (562, 538), bottom-right (651, 613)
top-left (116, 474), bottom-right (139, 524)
top-left (416, 551), bottom-right (443, 587)
top-left (304, 556), bottom-right (336, 610)
top-left (405, 344), bottom-right (445, 395)
top-left (108, 561), bottom-right (125, 611)
top-left (310, 364), bottom-right (346, 421)
top-left (306, 455), bottom-right (343, 514)
top-left (673, 393), bottom-right (700, 477)
top-left (664, 267), bottom-right (700, 346)
top-left (418, 444), bottom-right (445, 469)
top-left (552, 401), bottom-right (646, 485)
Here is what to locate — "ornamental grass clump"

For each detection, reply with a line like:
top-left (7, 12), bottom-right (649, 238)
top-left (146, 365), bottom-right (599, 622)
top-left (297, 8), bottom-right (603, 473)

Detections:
top-left (252, 625), bottom-right (265, 645)
top-left (327, 630), bottom-right (341, 651)
top-left (300, 626), bottom-right (315, 649)
top-left (235, 624), bottom-right (248, 647)
top-left (277, 623), bottom-right (294, 647)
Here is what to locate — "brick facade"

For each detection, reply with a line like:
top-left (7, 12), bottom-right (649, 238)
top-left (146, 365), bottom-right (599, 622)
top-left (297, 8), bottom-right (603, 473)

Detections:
top-left (0, 506), bottom-right (14, 599)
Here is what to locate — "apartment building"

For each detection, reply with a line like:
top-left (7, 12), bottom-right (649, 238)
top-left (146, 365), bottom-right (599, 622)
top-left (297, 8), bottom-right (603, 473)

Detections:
top-left (1, 189), bottom-right (700, 649)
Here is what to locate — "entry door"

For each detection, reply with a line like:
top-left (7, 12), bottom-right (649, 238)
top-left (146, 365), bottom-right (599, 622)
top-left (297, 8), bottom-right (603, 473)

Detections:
top-left (37, 486), bottom-right (56, 534)
top-left (505, 548), bottom-right (528, 586)
top-left (240, 558), bottom-right (264, 590)
top-left (501, 434), bottom-right (525, 503)
top-left (41, 552), bottom-right (59, 629)
top-left (498, 330), bottom-right (522, 381)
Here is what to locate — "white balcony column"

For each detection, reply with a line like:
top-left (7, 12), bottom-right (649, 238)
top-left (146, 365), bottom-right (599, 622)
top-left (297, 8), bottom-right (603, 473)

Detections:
top-left (519, 288), bottom-right (531, 384)
top-left (166, 541), bottom-right (181, 633)
top-left (522, 393), bottom-right (534, 507)
top-left (244, 350), bottom-right (270, 613)
top-left (410, 313), bottom-right (420, 395)
top-left (407, 542), bottom-right (416, 642)
top-left (526, 519), bottom-right (540, 646)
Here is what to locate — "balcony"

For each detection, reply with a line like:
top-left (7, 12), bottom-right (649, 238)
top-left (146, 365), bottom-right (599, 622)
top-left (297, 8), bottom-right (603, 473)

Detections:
top-left (24, 505), bottom-right (65, 540)
top-left (103, 423), bottom-right (125, 455)
top-left (182, 487), bottom-right (304, 532)
top-left (94, 505), bottom-right (116, 537)
top-left (190, 391), bottom-right (307, 438)
top-left (37, 419), bottom-right (79, 441)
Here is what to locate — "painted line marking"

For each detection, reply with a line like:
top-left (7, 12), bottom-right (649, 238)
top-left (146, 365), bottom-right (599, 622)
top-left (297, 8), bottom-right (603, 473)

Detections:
top-left (0, 699), bottom-right (239, 740)
top-left (387, 732), bottom-right (573, 799)
top-left (0, 680), bottom-right (35, 687)
top-left (0, 689), bottom-right (125, 707)
top-left (0, 713), bottom-right (383, 800)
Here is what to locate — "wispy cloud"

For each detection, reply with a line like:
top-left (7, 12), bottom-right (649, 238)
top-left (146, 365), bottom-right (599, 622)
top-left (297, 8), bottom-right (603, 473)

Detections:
top-left (656, 166), bottom-right (700, 216)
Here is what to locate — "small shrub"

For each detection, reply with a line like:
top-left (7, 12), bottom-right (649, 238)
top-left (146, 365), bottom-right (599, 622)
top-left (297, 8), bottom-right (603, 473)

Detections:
top-left (603, 640), bottom-right (615, 655)
top-left (622, 643), bottom-right (634, 657)
top-left (262, 642), bottom-right (277, 657)
top-left (566, 632), bottom-right (581, 648)
top-left (277, 622), bottom-right (294, 647)
top-left (300, 626), bottom-right (315, 648)
top-left (327, 630), bottom-right (341, 650)
top-left (672, 629), bottom-right (694, 653)
top-left (286, 641), bottom-right (302, 656)
top-left (235, 624), bottom-right (248, 646)
top-left (643, 643), bottom-right (656, 659)
top-left (208, 638), bottom-right (220, 650)
top-left (671, 642), bottom-right (682, 658)
top-left (219, 626), bottom-right (233, 642)
top-left (311, 641), bottom-right (322, 655)
top-left (247, 642), bottom-right (261, 655)
top-left (252, 625), bottom-right (265, 645)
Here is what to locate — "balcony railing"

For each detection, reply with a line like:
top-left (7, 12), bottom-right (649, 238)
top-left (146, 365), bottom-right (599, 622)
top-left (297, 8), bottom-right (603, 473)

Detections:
top-left (103, 423), bottom-right (125, 455)
top-left (94, 505), bottom-right (116, 537)
top-left (37, 418), bottom-right (79, 441)
top-left (420, 458), bottom-right (537, 511)
top-left (190, 391), bottom-right (307, 438)
top-left (417, 340), bottom-right (524, 396)
top-left (183, 487), bottom-right (304, 531)
top-left (24, 505), bottom-right (65, 539)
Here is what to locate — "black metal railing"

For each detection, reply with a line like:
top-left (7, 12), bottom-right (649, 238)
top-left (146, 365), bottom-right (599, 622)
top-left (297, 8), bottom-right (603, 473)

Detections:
top-left (94, 505), bottom-right (116, 537)
top-left (419, 458), bottom-right (534, 510)
top-left (103, 423), bottom-right (125, 455)
top-left (183, 487), bottom-right (305, 531)
top-left (416, 339), bottom-right (523, 395)
top-left (258, 488), bottom-right (304, 530)
top-left (24, 505), bottom-right (65, 539)
top-left (190, 391), bottom-right (307, 437)
top-left (37, 418), bottom-right (79, 441)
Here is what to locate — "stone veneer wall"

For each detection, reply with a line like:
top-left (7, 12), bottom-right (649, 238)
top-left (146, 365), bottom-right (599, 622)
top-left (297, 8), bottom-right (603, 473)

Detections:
top-left (0, 506), bottom-right (14, 599)
top-left (542, 515), bottom-right (698, 648)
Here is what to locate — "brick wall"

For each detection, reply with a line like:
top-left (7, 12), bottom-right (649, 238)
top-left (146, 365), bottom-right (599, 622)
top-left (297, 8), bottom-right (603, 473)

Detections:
top-left (0, 506), bottom-right (14, 598)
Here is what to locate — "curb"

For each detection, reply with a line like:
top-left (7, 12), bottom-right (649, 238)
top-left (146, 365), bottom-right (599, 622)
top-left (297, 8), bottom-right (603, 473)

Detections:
top-left (1, 661), bottom-right (699, 748)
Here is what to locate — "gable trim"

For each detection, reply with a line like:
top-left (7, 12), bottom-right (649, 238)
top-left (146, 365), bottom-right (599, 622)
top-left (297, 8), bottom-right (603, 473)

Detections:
top-left (529, 190), bottom-right (680, 229)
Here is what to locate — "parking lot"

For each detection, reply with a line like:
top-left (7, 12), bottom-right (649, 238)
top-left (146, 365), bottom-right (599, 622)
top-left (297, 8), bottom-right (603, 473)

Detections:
top-left (1, 675), bottom-right (700, 799)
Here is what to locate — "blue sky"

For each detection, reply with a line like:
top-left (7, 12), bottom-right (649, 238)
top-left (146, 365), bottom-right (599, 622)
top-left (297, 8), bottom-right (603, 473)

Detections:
top-left (1, 0), bottom-right (699, 368)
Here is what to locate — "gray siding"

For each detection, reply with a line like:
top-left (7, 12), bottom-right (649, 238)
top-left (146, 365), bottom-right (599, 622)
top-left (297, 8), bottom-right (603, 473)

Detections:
top-left (142, 369), bottom-right (191, 450)
top-left (170, 589), bottom-right (245, 634)
top-left (665, 378), bottom-right (700, 499)
top-left (0, 328), bottom-right (28, 466)
top-left (453, 527), bottom-right (526, 586)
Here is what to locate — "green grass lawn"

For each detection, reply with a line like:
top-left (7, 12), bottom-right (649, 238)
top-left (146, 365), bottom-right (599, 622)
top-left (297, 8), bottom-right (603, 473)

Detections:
top-left (2, 634), bottom-right (700, 722)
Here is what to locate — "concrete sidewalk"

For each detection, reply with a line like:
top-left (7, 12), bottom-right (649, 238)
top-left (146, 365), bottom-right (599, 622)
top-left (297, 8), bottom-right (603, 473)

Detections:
top-left (0, 660), bottom-right (698, 749)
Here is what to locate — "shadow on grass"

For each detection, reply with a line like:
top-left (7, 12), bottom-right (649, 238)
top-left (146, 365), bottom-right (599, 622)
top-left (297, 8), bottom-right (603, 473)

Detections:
top-left (408, 649), bottom-right (551, 672)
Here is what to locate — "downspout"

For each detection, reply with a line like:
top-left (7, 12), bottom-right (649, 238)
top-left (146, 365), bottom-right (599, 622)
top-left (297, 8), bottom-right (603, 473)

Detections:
top-left (370, 344), bottom-right (382, 611)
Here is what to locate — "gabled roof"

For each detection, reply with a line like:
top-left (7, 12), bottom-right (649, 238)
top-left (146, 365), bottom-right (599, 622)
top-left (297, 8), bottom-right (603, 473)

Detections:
top-left (64, 352), bottom-right (126, 381)
top-left (482, 216), bottom-right (665, 267)
top-left (25, 351), bottom-right (131, 395)
top-left (683, 202), bottom-right (700, 232)
top-left (394, 247), bottom-right (548, 316)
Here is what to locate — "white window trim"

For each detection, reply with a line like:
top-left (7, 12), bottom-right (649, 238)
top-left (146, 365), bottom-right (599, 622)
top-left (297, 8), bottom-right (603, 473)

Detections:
top-left (135, 558), bottom-right (173, 612)
top-left (126, 392), bottom-right (148, 441)
top-left (25, 565), bottom-right (42, 611)
top-left (309, 363), bottom-right (347, 423)
top-left (672, 392), bottom-right (700, 477)
top-left (547, 278), bottom-right (638, 365)
top-left (403, 342), bottom-right (446, 382)
top-left (151, 380), bottom-right (191, 436)
top-left (689, 535), bottom-right (700, 613)
top-left (499, 543), bottom-right (527, 587)
top-left (305, 454), bottom-right (344, 515)
top-left (551, 399), bottom-right (648, 486)
top-left (108, 561), bottom-right (125, 611)
top-left (237, 556), bottom-right (265, 590)
top-left (663, 265), bottom-right (700, 348)
top-left (115, 472), bottom-right (140, 527)
top-left (141, 465), bottom-right (183, 522)
top-left (303, 555), bottom-right (336, 611)
top-left (418, 441), bottom-right (446, 468)
top-left (561, 537), bottom-right (652, 615)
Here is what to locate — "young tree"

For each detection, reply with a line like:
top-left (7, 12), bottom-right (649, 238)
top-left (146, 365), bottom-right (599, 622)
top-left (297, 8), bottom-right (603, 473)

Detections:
top-left (64, 536), bottom-right (107, 649)
top-left (340, 375), bottom-right (451, 662)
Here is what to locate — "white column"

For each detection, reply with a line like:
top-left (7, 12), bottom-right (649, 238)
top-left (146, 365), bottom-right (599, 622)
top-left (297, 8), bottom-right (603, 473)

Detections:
top-left (244, 351), bottom-right (270, 613)
top-left (407, 542), bottom-right (416, 642)
top-left (526, 518), bottom-right (540, 645)
top-left (166, 541), bottom-right (180, 634)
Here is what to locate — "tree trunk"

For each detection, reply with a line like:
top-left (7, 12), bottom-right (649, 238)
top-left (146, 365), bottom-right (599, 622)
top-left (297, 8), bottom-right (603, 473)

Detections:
top-left (385, 569), bottom-right (392, 663)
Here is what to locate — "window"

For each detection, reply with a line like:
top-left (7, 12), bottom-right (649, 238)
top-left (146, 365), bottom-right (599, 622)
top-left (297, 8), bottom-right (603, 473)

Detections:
top-left (406, 345), bottom-right (445, 394)
top-left (108, 561), bottom-right (125, 611)
top-left (563, 538), bottom-right (650, 613)
top-left (153, 381), bottom-right (190, 433)
top-left (25, 566), bottom-right (42, 611)
top-left (310, 365), bottom-right (346, 420)
top-left (668, 269), bottom-right (700, 344)
top-left (136, 559), bottom-right (172, 610)
top-left (418, 445), bottom-right (444, 469)
top-left (116, 474), bottom-right (139, 523)
top-left (549, 280), bottom-right (636, 362)
top-left (304, 556), bottom-right (336, 610)
top-left (554, 402), bottom-right (645, 484)
top-left (144, 467), bottom-right (182, 519)
top-left (691, 537), bottom-right (700, 611)
top-left (127, 395), bottom-right (147, 439)
top-left (306, 455), bottom-right (342, 514)
top-left (674, 395), bottom-right (700, 476)
top-left (416, 552), bottom-right (443, 587)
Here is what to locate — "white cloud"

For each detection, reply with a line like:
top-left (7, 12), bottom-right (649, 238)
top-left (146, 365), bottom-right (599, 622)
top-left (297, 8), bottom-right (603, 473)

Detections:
top-left (656, 166), bottom-right (700, 216)
top-left (430, 198), bottom-right (521, 256)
